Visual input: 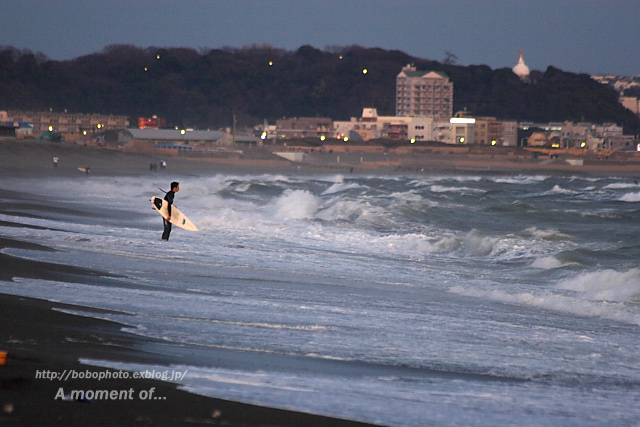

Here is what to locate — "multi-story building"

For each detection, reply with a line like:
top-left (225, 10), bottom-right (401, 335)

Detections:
top-left (396, 64), bottom-right (453, 118)
top-left (3, 110), bottom-right (129, 135)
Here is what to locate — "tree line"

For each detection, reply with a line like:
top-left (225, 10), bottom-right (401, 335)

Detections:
top-left (0, 44), bottom-right (638, 135)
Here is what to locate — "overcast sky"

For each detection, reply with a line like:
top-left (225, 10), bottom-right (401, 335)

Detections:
top-left (2, 0), bottom-right (639, 76)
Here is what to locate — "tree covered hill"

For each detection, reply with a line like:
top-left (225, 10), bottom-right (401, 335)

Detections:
top-left (1, 44), bottom-right (638, 134)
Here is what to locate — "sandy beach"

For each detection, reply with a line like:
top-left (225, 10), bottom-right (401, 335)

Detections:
top-left (2, 138), bottom-right (640, 425)
top-left (3, 137), bottom-right (640, 178)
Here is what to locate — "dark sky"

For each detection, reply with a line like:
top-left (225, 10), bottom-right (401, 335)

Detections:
top-left (2, 0), bottom-right (639, 76)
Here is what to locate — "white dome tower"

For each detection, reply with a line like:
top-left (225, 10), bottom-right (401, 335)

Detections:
top-left (512, 50), bottom-right (530, 80)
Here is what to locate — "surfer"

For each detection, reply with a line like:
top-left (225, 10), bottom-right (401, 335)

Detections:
top-left (162, 181), bottom-right (179, 241)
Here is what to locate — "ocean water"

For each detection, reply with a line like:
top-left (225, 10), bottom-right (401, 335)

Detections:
top-left (1, 173), bottom-right (640, 426)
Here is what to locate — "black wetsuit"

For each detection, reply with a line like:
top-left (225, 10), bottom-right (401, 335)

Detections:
top-left (162, 190), bottom-right (175, 241)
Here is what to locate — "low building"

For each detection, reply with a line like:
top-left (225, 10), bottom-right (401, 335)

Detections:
top-left (606, 134), bottom-right (637, 151)
top-left (3, 110), bottom-right (129, 135)
top-left (450, 117), bottom-right (475, 144)
top-left (120, 128), bottom-right (258, 148)
top-left (408, 117), bottom-right (434, 142)
top-left (275, 117), bottom-right (332, 139)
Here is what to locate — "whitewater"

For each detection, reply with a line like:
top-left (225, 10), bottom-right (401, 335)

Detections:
top-left (1, 172), bottom-right (639, 426)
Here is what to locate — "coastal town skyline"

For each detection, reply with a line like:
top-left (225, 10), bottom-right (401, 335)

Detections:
top-left (2, 0), bottom-right (639, 77)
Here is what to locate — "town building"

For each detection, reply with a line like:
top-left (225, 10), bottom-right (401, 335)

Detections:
top-left (275, 117), bottom-right (332, 139)
top-left (333, 108), bottom-right (384, 141)
top-left (474, 118), bottom-right (518, 147)
top-left (450, 117), bottom-right (475, 144)
top-left (0, 111), bottom-right (33, 137)
top-left (395, 65), bottom-right (453, 118)
top-left (2, 110), bottom-right (129, 135)
top-left (333, 109), bottom-right (518, 146)
top-left (520, 121), bottom-right (634, 150)
top-left (120, 128), bottom-right (259, 148)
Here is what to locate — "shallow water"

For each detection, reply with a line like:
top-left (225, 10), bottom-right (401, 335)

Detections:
top-left (1, 173), bottom-right (640, 426)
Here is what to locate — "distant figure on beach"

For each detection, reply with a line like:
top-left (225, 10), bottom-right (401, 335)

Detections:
top-left (161, 160), bottom-right (166, 168)
top-left (162, 181), bottom-right (180, 241)
top-left (53, 156), bottom-right (58, 167)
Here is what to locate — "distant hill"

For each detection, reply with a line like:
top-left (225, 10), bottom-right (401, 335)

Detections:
top-left (1, 44), bottom-right (638, 134)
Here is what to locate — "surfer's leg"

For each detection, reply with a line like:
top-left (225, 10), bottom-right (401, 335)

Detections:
top-left (162, 219), bottom-right (172, 241)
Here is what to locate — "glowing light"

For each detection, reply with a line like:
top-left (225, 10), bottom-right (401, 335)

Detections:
top-left (491, 140), bottom-right (497, 146)
top-left (144, 67), bottom-right (148, 71)
top-left (261, 131), bottom-right (267, 140)
top-left (82, 130), bottom-right (87, 135)
top-left (581, 142), bottom-right (586, 148)
top-left (362, 69), bottom-right (368, 74)
top-left (339, 55), bottom-right (343, 60)
top-left (320, 135), bottom-right (325, 141)
top-left (410, 138), bottom-right (416, 144)
top-left (268, 61), bottom-right (273, 66)
top-left (343, 136), bottom-right (349, 142)
top-left (96, 124), bottom-right (102, 129)
top-left (180, 129), bottom-right (186, 135)
top-left (450, 118), bottom-right (476, 124)
top-left (48, 126), bottom-right (53, 131)
top-left (156, 55), bottom-right (160, 59)
top-left (459, 137), bottom-right (465, 143)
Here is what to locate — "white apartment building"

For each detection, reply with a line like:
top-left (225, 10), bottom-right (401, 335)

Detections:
top-left (396, 64), bottom-right (453, 118)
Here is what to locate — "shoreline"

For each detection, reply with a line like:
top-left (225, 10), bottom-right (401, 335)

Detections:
top-left (0, 234), bottom-right (377, 426)
top-left (3, 138), bottom-right (640, 178)
top-left (2, 138), bottom-right (640, 425)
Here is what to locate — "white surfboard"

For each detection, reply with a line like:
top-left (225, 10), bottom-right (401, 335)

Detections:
top-left (151, 196), bottom-right (198, 231)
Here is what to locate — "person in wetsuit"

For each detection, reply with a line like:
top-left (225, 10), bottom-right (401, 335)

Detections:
top-left (162, 182), bottom-right (179, 241)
